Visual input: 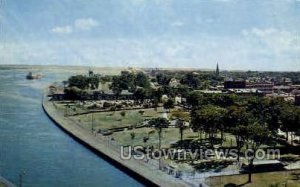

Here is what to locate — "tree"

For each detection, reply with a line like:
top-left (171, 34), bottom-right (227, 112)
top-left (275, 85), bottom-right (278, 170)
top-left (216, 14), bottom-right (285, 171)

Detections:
top-left (138, 110), bottom-right (145, 116)
top-left (244, 123), bottom-right (270, 183)
top-left (191, 105), bottom-right (226, 146)
top-left (120, 111), bottom-right (126, 117)
top-left (280, 104), bottom-right (299, 144)
top-left (62, 80), bottom-right (68, 88)
top-left (156, 73), bottom-right (171, 86)
top-left (186, 91), bottom-right (206, 108)
top-left (149, 118), bottom-right (169, 150)
top-left (226, 106), bottom-right (252, 162)
top-left (171, 109), bottom-right (190, 122)
top-left (64, 87), bottom-right (82, 100)
top-left (87, 76), bottom-right (100, 90)
top-left (148, 118), bottom-right (169, 169)
top-left (100, 75), bottom-right (112, 84)
top-left (134, 88), bottom-right (147, 103)
top-left (176, 85), bottom-right (191, 98)
top-left (171, 109), bottom-right (190, 149)
top-left (110, 76), bottom-right (123, 97)
top-left (176, 119), bottom-right (186, 149)
top-left (149, 88), bottom-right (163, 108)
top-left (135, 72), bottom-right (150, 88)
top-left (163, 99), bottom-right (174, 112)
top-left (130, 132), bottom-right (135, 140)
top-left (263, 98), bottom-right (283, 135)
top-left (130, 132), bottom-right (136, 146)
top-left (68, 75), bottom-right (88, 89)
top-left (231, 125), bottom-right (248, 162)
top-left (180, 72), bottom-right (200, 89)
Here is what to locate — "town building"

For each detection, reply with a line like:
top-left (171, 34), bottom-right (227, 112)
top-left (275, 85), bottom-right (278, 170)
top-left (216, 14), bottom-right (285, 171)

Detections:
top-left (246, 82), bottom-right (274, 94)
top-left (224, 79), bottom-right (246, 89)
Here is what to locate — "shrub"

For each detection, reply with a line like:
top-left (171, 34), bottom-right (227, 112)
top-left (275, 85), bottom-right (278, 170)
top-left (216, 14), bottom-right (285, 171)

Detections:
top-left (120, 111), bottom-right (126, 117)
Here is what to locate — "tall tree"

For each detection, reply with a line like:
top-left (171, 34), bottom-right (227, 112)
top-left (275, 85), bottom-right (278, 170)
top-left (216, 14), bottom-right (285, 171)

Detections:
top-left (245, 123), bottom-right (270, 183)
top-left (163, 99), bottom-right (174, 112)
top-left (135, 72), bottom-right (150, 88)
top-left (149, 118), bottom-right (169, 150)
top-left (133, 88), bottom-right (147, 103)
top-left (280, 104), bottom-right (298, 143)
top-left (176, 119), bottom-right (186, 149)
top-left (149, 118), bottom-right (169, 169)
top-left (68, 75), bottom-right (88, 89)
top-left (191, 105), bottom-right (226, 146)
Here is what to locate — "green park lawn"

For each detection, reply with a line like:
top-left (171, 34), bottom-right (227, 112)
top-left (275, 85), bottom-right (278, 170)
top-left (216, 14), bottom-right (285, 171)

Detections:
top-left (111, 127), bottom-right (199, 148)
top-left (69, 108), bottom-right (237, 149)
top-left (206, 170), bottom-right (300, 187)
top-left (70, 107), bottom-right (167, 130)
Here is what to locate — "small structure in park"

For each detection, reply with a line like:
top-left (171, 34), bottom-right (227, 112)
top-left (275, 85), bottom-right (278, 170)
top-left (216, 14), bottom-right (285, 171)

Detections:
top-left (240, 160), bottom-right (285, 174)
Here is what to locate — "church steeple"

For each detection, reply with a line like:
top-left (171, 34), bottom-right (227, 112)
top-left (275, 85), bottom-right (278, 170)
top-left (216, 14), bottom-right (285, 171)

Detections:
top-left (216, 63), bottom-right (220, 77)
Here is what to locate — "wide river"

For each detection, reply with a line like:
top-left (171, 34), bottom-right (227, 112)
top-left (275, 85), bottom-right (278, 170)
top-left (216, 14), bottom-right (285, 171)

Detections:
top-left (0, 66), bottom-right (142, 187)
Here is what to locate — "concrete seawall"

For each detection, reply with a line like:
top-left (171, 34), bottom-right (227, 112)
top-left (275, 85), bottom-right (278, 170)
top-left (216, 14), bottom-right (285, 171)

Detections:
top-left (0, 175), bottom-right (15, 187)
top-left (42, 93), bottom-right (189, 187)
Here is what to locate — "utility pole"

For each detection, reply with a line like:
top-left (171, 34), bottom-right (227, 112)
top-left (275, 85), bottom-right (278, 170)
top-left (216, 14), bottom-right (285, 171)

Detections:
top-left (64, 104), bottom-right (69, 117)
top-left (91, 113), bottom-right (94, 133)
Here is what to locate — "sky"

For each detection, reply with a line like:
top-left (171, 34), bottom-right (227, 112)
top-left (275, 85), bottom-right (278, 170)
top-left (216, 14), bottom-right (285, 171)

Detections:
top-left (0, 0), bottom-right (299, 71)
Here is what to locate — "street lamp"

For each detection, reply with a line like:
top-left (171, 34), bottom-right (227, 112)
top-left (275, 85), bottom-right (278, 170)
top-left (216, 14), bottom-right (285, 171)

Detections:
top-left (19, 170), bottom-right (26, 187)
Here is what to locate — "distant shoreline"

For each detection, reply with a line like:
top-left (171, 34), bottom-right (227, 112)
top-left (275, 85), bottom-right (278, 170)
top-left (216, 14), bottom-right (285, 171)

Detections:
top-left (1, 64), bottom-right (299, 73)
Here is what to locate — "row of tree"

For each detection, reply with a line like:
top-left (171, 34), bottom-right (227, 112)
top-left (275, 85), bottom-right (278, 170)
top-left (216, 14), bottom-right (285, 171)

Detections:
top-left (187, 92), bottom-right (300, 182)
top-left (109, 71), bottom-right (150, 95)
top-left (68, 75), bottom-right (100, 90)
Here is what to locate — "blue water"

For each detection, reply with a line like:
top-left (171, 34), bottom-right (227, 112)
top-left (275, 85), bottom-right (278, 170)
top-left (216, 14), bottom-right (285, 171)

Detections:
top-left (0, 66), bottom-right (143, 187)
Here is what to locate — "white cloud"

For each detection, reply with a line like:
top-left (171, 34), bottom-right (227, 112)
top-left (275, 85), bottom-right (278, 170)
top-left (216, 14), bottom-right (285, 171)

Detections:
top-left (74, 18), bottom-right (98, 31)
top-left (171, 21), bottom-right (184, 27)
top-left (242, 27), bottom-right (298, 54)
top-left (51, 25), bottom-right (72, 34)
top-left (50, 18), bottom-right (98, 34)
top-left (1, 34), bottom-right (299, 71)
top-left (213, 0), bottom-right (233, 2)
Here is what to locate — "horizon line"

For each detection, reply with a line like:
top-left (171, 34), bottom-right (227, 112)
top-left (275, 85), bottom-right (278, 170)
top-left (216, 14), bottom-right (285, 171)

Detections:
top-left (0, 63), bottom-right (300, 73)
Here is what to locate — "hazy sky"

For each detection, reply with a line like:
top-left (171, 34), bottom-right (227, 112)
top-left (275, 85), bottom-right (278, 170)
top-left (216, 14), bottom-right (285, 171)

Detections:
top-left (0, 0), bottom-right (300, 71)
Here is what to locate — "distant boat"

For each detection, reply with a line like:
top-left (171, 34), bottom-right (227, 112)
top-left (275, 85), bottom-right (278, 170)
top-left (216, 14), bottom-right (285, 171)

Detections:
top-left (26, 72), bottom-right (42, 80)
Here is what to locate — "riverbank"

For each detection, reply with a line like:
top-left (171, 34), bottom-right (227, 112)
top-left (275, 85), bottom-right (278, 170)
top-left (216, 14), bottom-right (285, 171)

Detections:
top-left (0, 175), bottom-right (15, 187)
top-left (42, 91), bottom-right (190, 187)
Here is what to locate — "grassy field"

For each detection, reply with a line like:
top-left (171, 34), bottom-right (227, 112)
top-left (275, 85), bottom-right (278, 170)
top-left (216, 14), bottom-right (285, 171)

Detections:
top-left (59, 106), bottom-right (237, 149)
top-left (206, 170), bottom-right (300, 187)
top-left (70, 107), bottom-right (168, 130)
top-left (111, 127), bottom-right (199, 148)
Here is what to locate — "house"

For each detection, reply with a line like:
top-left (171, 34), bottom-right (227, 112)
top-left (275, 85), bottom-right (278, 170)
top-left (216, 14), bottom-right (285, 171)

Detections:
top-left (94, 90), bottom-right (134, 100)
top-left (169, 78), bottom-right (180, 88)
top-left (161, 94), bottom-right (169, 103)
top-left (50, 90), bottom-right (65, 100)
top-left (240, 160), bottom-right (284, 173)
top-left (246, 81), bottom-right (274, 94)
top-left (227, 89), bottom-right (263, 96)
top-left (174, 95), bottom-right (182, 105)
